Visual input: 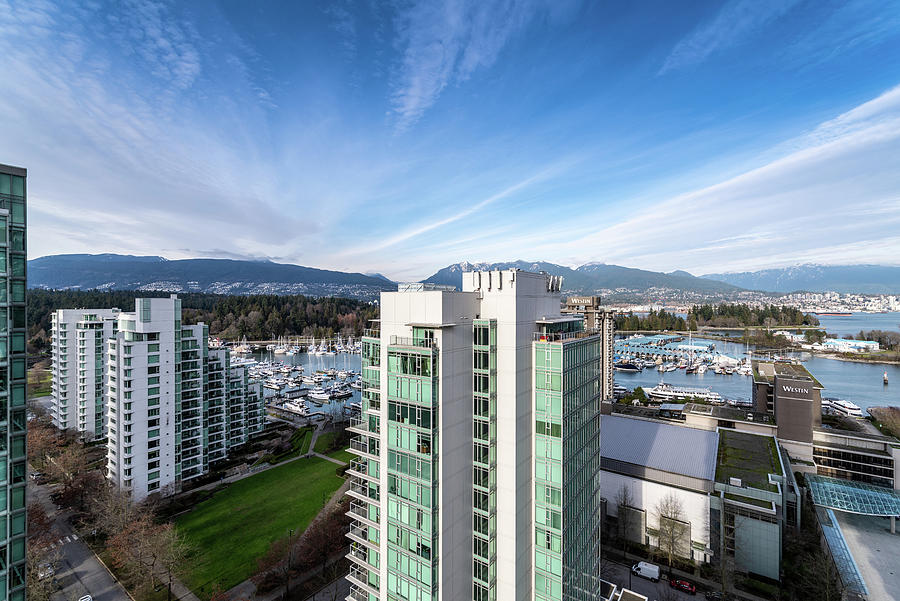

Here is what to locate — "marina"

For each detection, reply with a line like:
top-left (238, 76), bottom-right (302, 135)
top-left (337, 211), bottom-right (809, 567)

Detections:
top-left (230, 343), bottom-right (364, 421)
top-left (614, 336), bottom-right (900, 411)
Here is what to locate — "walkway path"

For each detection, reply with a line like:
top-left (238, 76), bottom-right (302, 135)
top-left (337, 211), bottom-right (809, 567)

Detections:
top-left (174, 420), bottom-right (335, 502)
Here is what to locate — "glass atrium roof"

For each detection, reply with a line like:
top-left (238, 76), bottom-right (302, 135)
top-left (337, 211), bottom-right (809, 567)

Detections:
top-left (807, 475), bottom-right (900, 516)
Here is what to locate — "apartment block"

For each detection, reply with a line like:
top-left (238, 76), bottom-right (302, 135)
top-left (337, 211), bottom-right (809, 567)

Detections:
top-left (104, 296), bottom-right (263, 500)
top-left (0, 163), bottom-right (27, 601)
top-left (345, 269), bottom-right (612, 601)
top-left (50, 308), bottom-right (119, 439)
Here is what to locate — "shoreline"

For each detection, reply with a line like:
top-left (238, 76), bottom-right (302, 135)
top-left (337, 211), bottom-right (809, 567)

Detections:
top-left (811, 352), bottom-right (900, 366)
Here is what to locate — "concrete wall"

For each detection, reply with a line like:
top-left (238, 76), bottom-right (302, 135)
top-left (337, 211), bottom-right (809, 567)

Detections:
top-left (600, 470), bottom-right (711, 557)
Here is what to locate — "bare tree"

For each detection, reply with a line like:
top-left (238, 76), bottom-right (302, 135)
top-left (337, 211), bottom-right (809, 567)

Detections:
top-left (108, 513), bottom-right (189, 599)
top-left (615, 484), bottom-right (636, 560)
top-left (654, 493), bottom-right (689, 575)
top-left (25, 543), bottom-right (61, 601)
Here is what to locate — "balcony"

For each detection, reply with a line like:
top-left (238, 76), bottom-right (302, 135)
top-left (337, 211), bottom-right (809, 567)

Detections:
top-left (346, 521), bottom-right (379, 551)
top-left (347, 542), bottom-right (378, 572)
top-left (347, 500), bottom-right (379, 526)
top-left (346, 570), bottom-right (378, 600)
top-left (348, 477), bottom-right (379, 503)
top-left (347, 459), bottom-right (378, 482)
top-left (349, 435), bottom-right (379, 459)
top-left (348, 415), bottom-right (376, 436)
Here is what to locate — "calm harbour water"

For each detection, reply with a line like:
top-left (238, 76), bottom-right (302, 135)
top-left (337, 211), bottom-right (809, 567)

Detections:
top-left (252, 350), bottom-right (362, 415)
top-left (616, 313), bottom-right (900, 411)
top-left (250, 313), bottom-right (900, 415)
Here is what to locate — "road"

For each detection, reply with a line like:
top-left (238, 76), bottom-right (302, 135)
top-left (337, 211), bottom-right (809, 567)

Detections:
top-left (605, 560), bottom-right (702, 601)
top-left (29, 480), bottom-right (132, 601)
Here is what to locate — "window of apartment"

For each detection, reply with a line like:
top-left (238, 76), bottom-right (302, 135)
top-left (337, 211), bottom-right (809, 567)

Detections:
top-left (148, 377), bottom-right (159, 385)
top-left (148, 450), bottom-right (159, 459)
top-left (148, 366), bottom-right (159, 375)
top-left (148, 344), bottom-right (160, 352)
top-left (148, 355), bottom-right (159, 364)
top-left (148, 408), bottom-right (160, 417)
top-left (148, 481), bottom-right (159, 491)
top-left (148, 470), bottom-right (160, 481)
top-left (148, 440), bottom-right (159, 449)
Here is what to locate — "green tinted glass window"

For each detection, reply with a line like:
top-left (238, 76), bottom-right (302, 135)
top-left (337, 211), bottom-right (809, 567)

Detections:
top-left (10, 176), bottom-right (23, 197)
top-left (0, 174), bottom-right (8, 194)
top-left (10, 281), bottom-right (23, 303)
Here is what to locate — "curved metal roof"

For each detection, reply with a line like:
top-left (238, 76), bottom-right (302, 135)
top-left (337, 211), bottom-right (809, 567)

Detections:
top-left (807, 474), bottom-right (900, 516)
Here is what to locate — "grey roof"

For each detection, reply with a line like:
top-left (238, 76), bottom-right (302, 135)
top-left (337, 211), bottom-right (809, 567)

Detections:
top-left (601, 415), bottom-right (718, 481)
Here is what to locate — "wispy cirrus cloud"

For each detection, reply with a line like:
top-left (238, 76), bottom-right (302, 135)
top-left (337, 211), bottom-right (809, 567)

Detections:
top-left (660, 0), bottom-right (800, 73)
top-left (390, 0), bottom-right (580, 130)
top-left (546, 83), bottom-right (900, 274)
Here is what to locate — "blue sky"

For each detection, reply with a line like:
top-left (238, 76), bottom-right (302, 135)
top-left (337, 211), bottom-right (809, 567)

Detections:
top-left (2, 0), bottom-right (900, 280)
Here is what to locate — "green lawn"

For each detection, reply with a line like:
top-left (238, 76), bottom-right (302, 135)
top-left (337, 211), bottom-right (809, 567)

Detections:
top-left (176, 456), bottom-right (344, 597)
top-left (314, 431), bottom-right (354, 463)
top-left (27, 365), bottom-right (52, 397)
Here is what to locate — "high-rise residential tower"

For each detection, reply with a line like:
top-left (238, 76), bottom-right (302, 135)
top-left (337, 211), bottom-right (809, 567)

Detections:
top-left (50, 308), bottom-right (120, 439)
top-left (103, 296), bottom-right (263, 500)
top-left (346, 270), bottom-right (610, 601)
top-left (0, 163), bottom-right (27, 601)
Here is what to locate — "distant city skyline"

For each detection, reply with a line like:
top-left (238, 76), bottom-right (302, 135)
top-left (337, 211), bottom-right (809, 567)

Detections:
top-left (3, 0), bottom-right (900, 281)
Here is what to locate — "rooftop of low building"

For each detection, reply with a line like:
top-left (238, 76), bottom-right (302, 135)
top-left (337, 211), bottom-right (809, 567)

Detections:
top-left (715, 429), bottom-right (782, 492)
top-left (601, 414), bottom-right (719, 482)
top-left (752, 360), bottom-right (823, 388)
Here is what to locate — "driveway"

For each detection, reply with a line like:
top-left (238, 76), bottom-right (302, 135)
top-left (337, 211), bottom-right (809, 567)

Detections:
top-left (29, 480), bottom-right (132, 601)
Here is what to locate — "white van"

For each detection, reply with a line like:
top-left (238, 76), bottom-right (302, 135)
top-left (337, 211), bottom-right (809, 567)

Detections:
top-left (631, 561), bottom-right (660, 582)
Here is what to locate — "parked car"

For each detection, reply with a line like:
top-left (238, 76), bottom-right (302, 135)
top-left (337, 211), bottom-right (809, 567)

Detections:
top-left (78, 596), bottom-right (93, 601)
top-left (37, 563), bottom-right (55, 580)
top-left (669, 578), bottom-right (697, 594)
top-left (29, 472), bottom-right (43, 481)
top-left (631, 561), bottom-right (660, 582)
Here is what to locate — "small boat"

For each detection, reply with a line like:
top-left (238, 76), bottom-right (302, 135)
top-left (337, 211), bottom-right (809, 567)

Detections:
top-left (884, 371), bottom-right (889, 385)
top-left (309, 387), bottom-right (331, 401)
top-left (614, 361), bottom-right (642, 372)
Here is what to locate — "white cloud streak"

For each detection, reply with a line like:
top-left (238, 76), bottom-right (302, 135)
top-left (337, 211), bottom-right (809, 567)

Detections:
top-left (660, 0), bottom-right (800, 73)
top-left (390, 0), bottom-right (579, 130)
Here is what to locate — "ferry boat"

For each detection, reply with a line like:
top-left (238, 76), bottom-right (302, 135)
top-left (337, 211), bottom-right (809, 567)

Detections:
top-left (646, 383), bottom-right (723, 404)
top-left (814, 312), bottom-right (852, 316)
top-left (822, 398), bottom-right (862, 418)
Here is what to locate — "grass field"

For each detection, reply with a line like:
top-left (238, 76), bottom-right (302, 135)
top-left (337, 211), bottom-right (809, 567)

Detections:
top-left (27, 361), bottom-right (52, 397)
top-left (176, 456), bottom-right (344, 597)
top-left (313, 430), bottom-right (354, 463)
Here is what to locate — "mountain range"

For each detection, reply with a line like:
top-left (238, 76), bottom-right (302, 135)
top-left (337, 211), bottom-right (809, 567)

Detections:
top-left (28, 255), bottom-right (900, 298)
top-left (28, 254), bottom-right (395, 299)
top-left (701, 264), bottom-right (900, 294)
top-left (423, 260), bottom-right (741, 294)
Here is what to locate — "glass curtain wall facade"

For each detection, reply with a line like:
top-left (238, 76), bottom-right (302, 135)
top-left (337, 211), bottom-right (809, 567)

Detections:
top-left (347, 332), bottom-right (383, 601)
top-left (0, 164), bottom-right (26, 600)
top-left (472, 320), bottom-right (497, 601)
top-left (384, 334), bottom-right (438, 601)
top-left (534, 329), bottom-right (603, 601)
